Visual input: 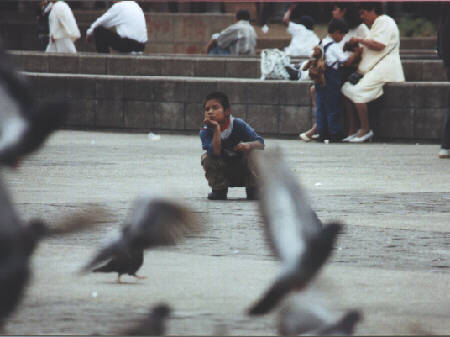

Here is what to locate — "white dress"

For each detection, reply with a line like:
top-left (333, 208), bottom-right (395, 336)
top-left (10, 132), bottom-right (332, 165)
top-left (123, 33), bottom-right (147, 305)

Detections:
top-left (46, 1), bottom-right (80, 53)
top-left (341, 15), bottom-right (405, 103)
top-left (284, 22), bottom-right (320, 57)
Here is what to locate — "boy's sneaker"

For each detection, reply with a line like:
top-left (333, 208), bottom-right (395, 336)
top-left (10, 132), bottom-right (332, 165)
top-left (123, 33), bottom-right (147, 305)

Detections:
top-left (246, 187), bottom-right (259, 200)
top-left (439, 149), bottom-right (450, 159)
top-left (207, 188), bottom-right (228, 200)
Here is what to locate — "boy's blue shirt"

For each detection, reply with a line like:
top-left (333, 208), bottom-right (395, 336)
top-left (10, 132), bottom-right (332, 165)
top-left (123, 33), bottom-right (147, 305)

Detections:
top-left (200, 116), bottom-right (264, 157)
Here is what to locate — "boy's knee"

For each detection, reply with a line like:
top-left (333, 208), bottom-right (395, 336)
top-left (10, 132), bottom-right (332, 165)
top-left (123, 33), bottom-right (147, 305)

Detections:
top-left (201, 153), bottom-right (222, 170)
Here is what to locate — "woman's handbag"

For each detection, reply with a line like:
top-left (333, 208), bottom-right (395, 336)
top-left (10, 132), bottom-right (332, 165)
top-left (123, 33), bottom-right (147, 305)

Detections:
top-left (347, 71), bottom-right (364, 85)
top-left (345, 41), bottom-right (399, 85)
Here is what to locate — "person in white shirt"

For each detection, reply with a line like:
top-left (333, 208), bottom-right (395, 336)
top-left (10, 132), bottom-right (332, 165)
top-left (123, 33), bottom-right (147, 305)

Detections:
top-left (206, 9), bottom-right (257, 56)
top-left (282, 5), bottom-right (319, 57)
top-left (314, 18), bottom-right (362, 142)
top-left (45, 0), bottom-right (80, 53)
top-left (86, 0), bottom-right (148, 54)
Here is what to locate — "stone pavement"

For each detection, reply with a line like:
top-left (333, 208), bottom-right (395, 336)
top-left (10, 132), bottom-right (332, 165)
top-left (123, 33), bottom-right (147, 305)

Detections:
top-left (3, 130), bottom-right (449, 335)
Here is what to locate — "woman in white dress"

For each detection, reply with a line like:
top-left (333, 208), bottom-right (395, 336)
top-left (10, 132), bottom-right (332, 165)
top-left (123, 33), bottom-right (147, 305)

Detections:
top-left (45, 0), bottom-right (80, 53)
top-left (341, 2), bottom-right (405, 143)
top-left (299, 2), bottom-right (369, 142)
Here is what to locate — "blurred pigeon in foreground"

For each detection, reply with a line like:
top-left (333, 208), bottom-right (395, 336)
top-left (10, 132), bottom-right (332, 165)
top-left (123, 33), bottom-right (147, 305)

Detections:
top-left (0, 43), bottom-right (67, 168)
top-left (247, 148), bottom-right (342, 315)
top-left (81, 195), bottom-right (201, 282)
top-left (278, 289), bottom-right (362, 335)
top-left (0, 174), bottom-right (111, 328)
top-left (122, 303), bottom-right (171, 336)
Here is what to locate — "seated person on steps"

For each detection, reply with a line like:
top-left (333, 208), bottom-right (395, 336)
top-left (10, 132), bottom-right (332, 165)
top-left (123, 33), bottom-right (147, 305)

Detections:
top-left (206, 9), bottom-right (257, 56)
top-left (200, 92), bottom-right (264, 200)
top-left (86, 0), bottom-right (148, 54)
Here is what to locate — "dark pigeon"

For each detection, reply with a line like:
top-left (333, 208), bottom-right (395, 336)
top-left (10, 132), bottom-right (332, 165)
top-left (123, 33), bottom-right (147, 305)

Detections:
top-left (0, 174), bottom-right (110, 328)
top-left (81, 194), bottom-right (201, 282)
top-left (122, 303), bottom-right (171, 336)
top-left (0, 43), bottom-right (67, 168)
top-left (247, 148), bottom-right (342, 315)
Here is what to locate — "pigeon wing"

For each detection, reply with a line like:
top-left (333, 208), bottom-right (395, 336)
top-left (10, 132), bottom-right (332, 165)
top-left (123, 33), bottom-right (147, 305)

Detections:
top-left (125, 196), bottom-right (200, 249)
top-left (80, 239), bottom-right (123, 274)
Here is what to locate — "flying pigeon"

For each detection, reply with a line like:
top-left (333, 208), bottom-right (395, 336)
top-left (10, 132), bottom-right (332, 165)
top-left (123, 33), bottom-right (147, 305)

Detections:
top-left (122, 303), bottom-right (171, 336)
top-left (81, 194), bottom-right (201, 282)
top-left (247, 148), bottom-right (342, 315)
top-left (0, 174), bottom-right (111, 328)
top-left (0, 43), bottom-right (67, 168)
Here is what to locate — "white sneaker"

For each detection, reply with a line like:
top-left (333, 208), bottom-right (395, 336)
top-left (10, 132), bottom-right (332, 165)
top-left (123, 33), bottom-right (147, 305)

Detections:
top-left (342, 130), bottom-right (360, 142)
top-left (349, 130), bottom-right (374, 143)
top-left (439, 149), bottom-right (450, 158)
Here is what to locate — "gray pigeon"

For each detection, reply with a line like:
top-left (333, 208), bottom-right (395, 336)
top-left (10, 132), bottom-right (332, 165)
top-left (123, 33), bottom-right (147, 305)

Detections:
top-left (0, 173), bottom-right (110, 328)
top-left (0, 43), bottom-right (67, 168)
top-left (247, 148), bottom-right (342, 315)
top-left (122, 303), bottom-right (171, 336)
top-left (81, 194), bottom-right (201, 282)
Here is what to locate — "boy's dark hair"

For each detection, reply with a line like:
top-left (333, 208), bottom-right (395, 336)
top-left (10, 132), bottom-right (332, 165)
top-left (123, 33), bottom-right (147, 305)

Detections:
top-left (333, 2), bottom-right (362, 29)
top-left (297, 15), bottom-right (315, 30)
top-left (236, 9), bottom-right (250, 21)
top-left (328, 18), bottom-right (349, 34)
top-left (359, 2), bottom-right (384, 15)
top-left (204, 92), bottom-right (230, 110)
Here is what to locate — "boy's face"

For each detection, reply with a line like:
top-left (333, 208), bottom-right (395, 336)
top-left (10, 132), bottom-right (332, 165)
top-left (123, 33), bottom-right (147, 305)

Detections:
top-left (204, 99), bottom-right (230, 125)
top-left (330, 30), bottom-right (345, 43)
top-left (359, 9), bottom-right (376, 26)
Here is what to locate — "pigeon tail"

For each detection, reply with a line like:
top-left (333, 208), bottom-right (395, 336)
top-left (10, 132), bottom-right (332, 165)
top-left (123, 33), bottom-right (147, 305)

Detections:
top-left (314, 309), bottom-right (362, 335)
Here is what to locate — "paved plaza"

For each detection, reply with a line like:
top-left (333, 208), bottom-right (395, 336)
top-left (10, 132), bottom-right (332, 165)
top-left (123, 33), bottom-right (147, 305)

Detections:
top-left (3, 130), bottom-right (449, 335)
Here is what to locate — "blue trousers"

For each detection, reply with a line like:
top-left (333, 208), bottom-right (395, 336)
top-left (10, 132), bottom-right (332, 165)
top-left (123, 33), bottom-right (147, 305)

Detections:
top-left (315, 68), bottom-right (343, 140)
top-left (208, 45), bottom-right (231, 55)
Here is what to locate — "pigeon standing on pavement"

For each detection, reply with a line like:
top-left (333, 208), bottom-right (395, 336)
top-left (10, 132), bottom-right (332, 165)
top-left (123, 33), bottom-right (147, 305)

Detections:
top-left (122, 303), bottom-right (171, 336)
top-left (81, 194), bottom-right (201, 282)
top-left (248, 148), bottom-right (342, 315)
top-left (0, 173), bottom-right (110, 328)
top-left (0, 43), bottom-right (67, 168)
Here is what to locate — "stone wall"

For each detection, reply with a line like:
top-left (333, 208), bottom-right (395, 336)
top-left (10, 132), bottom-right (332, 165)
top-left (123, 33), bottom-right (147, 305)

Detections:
top-left (9, 51), bottom-right (447, 82)
top-left (25, 72), bottom-right (449, 141)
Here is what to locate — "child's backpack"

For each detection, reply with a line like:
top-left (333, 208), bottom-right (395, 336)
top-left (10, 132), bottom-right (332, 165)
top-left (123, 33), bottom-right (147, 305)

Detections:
top-left (260, 49), bottom-right (291, 80)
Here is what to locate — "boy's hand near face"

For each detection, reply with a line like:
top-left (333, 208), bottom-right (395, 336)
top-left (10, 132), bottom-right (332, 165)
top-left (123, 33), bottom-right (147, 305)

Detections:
top-left (203, 117), bottom-right (220, 131)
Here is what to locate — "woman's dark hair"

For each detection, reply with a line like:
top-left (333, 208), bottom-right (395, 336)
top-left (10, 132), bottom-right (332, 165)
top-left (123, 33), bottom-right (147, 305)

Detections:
top-left (236, 9), bottom-right (250, 21)
top-left (298, 15), bottom-right (315, 30)
top-left (333, 2), bottom-right (362, 30)
top-left (359, 2), bottom-right (384, 15)
top-left (328, 18), bottom-right (349, 34)
top-left (204, 91), bottom-right (230, 110)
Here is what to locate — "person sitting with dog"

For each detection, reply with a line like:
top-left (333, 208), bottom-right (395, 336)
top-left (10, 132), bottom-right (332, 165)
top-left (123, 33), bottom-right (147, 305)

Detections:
top-left (299, 2), bottom-right (369, 142)
top-left (200, 92), bottom-right (264, 200)
top-left (206, 9), bottom-right (257, 56)
top-left (341, 2), bottom-right (404, 143)
top-left (313, 18), bottom-right (362, 142)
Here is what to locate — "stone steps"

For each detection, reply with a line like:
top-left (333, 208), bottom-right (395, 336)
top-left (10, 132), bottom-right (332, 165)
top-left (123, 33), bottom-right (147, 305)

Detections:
top-left (25, 72), bottom-right (449, 141)
top-left (9, 51), bottom-right (447, 82)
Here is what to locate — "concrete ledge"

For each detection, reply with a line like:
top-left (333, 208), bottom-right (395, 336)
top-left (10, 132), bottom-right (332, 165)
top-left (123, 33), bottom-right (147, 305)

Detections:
top-left (25, 72), bottom-right (449, 140)
top-left (10, 51), bottom-right (447, 82)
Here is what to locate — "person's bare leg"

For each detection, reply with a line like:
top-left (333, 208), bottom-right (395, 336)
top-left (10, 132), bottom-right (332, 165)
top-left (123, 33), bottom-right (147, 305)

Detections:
top-left (344, 97), bottom-right (358, 136)
top-left (354, 103), bottom-right (370, 136)
top-left (305, 86), bottom-right (318, 137)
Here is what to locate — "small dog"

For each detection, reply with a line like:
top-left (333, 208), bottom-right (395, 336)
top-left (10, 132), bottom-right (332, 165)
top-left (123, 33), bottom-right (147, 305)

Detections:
top-left (302, 45), bottom-right (326, 87)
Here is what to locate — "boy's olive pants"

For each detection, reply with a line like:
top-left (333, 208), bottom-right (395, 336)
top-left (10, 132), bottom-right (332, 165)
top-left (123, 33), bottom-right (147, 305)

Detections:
top-left (201, 152), bottom-right (258, 190)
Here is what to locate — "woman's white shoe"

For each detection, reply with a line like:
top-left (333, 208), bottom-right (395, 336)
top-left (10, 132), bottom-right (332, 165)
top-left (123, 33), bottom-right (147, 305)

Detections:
top-left (342, 130), bottom-right (360, 142)
top-left (349, 130), bottom-right (374, 143)
top-left (299, 132), bottom-right (312, 142)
